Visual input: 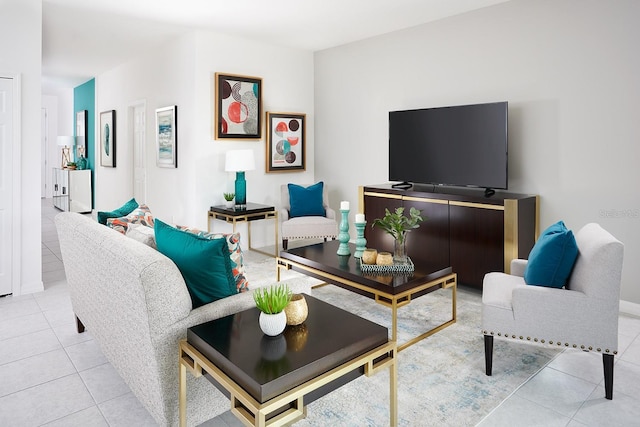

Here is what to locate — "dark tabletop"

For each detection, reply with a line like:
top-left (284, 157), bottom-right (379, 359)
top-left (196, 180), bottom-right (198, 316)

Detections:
top-left (279, 240), bottom-right (453, 295)
top-left (187, 294), bottom-right (388, 403)
top-left (209, 203), bottom-right (275, 216)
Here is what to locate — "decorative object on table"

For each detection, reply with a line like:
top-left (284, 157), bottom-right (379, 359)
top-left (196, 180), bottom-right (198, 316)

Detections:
top-left (372, 207), bottom-right (424, 264)
top-left (223, 192), bottom-right (235, 208)
top-left (66, 162), bottom-right (77, 170)
top-left (225, 149), bottom-right (255, 207)
top-left (254, 284), bottom-right (292, 336)
top-left (100, 110), bottom-right (116, 167)
top-left (337, 201), bottom-right (351, 255)
top-left (75, 146), bottom-right (87, 170)
top-left (75, 109), bottom-right (87, 160)
top-left (360, 256), bottom-right (415, 274)
top-left (354, 213), bottom-right (367, 258)
top-left (155, 105), bottom-right (177, 168)
top-left (266, 112), bottom-right (306, 172)
top-left (375, 251), bottom-right (394, 266)
top-left (57, 135), bottom-right (74, 169)
top-left (362, 248), bottom-right (378, 265)
top-left (284, 293), bottom-right (308, 326)
top-left (214, 72), bottom-right (262, 140)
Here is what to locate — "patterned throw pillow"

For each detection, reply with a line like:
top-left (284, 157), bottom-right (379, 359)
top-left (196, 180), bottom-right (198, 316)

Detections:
top-left (176, 225), bottom-right (249, 292)
top-left (106, 204), bottom-right (154, 234)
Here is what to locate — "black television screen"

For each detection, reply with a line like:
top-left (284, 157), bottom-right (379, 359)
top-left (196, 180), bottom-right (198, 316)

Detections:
top-left (389, 101), bottom-right (508, 190)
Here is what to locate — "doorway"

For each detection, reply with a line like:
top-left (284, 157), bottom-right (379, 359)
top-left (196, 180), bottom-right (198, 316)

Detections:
top-left (0, 77), bottom-right (15, 296)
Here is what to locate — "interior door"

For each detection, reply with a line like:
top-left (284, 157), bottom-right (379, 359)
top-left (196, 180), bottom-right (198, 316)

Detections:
top-left (0, 77), bottom-right (14, 296)
top-left (132, 103), bottom-right (146, 203)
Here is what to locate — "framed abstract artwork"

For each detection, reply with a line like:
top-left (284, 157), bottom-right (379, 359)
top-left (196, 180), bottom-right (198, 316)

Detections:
top-left (99, 110), bottom-right (116, 167)
top-left (214, 73), bottom-right (262, 140)
top-left (156, 105), bottom-right (178, 168)
top-left (75, 110), bottom-right (87, 158)
top-left (266, 112), bottom-right (305, 172)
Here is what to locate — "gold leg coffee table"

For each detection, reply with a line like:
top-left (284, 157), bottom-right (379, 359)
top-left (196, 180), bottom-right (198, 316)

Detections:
top-left (179, 295), bottom-right (397, 427)
top-left (277, 240), bottom-right (457, 352)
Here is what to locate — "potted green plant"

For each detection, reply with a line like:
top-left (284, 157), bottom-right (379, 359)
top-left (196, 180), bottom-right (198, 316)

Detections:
top-left (66, 161), bottom-right (77, 170)
top-left (253, 284), bottom-right (292, 336)
top-left (223, 192), bottom-right (235, 208)
top-left (372, 207), bottom-right (424, 264)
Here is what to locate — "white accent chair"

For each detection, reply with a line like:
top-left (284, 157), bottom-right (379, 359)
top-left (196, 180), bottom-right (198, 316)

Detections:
top-left (280, 183), bottom-right (338, 250)
top-left (482, 223), bottom-right (624, 399)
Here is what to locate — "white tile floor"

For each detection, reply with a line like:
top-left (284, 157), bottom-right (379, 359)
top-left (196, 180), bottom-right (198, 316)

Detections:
top-left (0, 198), bottom-right (638, 426)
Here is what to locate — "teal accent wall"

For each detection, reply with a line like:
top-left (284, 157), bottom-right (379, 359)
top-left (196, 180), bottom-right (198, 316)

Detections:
top-left (74, 79), bottom-right (95, 207)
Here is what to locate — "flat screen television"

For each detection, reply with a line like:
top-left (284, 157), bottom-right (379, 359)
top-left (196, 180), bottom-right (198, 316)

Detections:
top-left (389, 101), bottom-right (508, 192)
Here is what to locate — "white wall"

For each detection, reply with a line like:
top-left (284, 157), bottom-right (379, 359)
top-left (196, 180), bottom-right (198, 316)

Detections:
top-left (314, 0), bottom-right (640, 303)
top-left (0, 0), bottom-right (43, 295)
top-left (95, 30), bottom-right (314, 247)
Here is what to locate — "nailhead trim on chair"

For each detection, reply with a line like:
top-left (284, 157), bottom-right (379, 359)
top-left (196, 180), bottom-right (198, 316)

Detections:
top-left (482, 330), bottom-right (618, 355)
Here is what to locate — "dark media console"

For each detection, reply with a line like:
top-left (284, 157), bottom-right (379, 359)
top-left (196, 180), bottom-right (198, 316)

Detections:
top-left (360, 184), bottom-right (539, 290)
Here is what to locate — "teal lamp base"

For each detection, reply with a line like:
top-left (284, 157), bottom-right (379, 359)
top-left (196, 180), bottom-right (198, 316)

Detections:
top-left (235, 171), bottom-right (247, 207)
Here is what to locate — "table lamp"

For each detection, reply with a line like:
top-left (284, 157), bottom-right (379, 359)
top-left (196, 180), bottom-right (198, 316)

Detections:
top-left (57, 136), bottom-right (74, 168)
top-left (225, 149), bottom-right (255, 207)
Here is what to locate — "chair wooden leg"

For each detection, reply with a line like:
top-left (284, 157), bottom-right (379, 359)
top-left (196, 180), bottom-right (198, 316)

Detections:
top-left (76, 315), bottom-right (85, 333)
top-left (283, 239), bottom-right (288, 250)
top-left (484, 335), bottom-right (493, 376)
top-left (603, 353), bottom-right (614, 400)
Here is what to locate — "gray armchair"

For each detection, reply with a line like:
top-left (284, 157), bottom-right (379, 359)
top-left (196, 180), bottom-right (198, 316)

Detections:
top-left (280, 183), bottom-right (338, 250)
top-left (482, 223), bottom-right (624, 399)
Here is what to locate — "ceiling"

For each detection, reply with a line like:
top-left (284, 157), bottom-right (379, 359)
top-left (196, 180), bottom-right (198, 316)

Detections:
top-left (42, 0), bottom-right (510, 91)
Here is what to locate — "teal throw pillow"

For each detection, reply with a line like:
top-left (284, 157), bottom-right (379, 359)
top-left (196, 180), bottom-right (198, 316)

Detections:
top-left (154, 219), bottom-right (236, 308)
top-left (288, 182), bottom-right (326, 218)
top-left (524, 220), bottom-right (579, 288)
top-left (97, 198), bottom-right (139, 225)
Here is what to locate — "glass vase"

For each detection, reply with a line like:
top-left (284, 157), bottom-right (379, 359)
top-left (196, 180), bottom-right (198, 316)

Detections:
top-left (394, 233), bottom-right (408, 264)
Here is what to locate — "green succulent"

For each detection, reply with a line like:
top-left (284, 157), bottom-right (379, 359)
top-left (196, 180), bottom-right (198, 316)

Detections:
top-left (223, 192), bottom-right (235, 201)
top-left (253, 284), bottom-right (292, 314)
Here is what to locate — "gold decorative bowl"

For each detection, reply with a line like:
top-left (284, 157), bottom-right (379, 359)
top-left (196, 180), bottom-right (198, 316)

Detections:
top-left (284, 294), bottom-right (308, 326)
top-left (362, 248), bottom-right (378, 265)
top-left (376, 252), bottom-right (394, 266)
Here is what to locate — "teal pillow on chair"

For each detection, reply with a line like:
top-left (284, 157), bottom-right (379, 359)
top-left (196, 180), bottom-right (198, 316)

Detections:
top-left (288, 182), bottom-right (326, 218)
top-left (97, 198), bottom-right (138, 225)
top-left (154, 219), bottom-right (236, 308)
top-left (524, 220), bottom-right (579, 288)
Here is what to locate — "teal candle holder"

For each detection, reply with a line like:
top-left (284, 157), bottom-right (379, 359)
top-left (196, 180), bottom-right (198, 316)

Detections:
top-left (337, 209), bottom-right (351, 256)
top-left (354, 221), bottom-right (367, 258)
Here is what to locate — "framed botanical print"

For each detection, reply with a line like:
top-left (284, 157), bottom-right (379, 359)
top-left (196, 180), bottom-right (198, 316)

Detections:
top-left (156, 105), bottom-right (178, 168)
top-left (214, 72), bottom-right (262, 140)
top-left (266, 112), bottom-right (305, 172)
top-left (100, 110), bottom-right (116, 167)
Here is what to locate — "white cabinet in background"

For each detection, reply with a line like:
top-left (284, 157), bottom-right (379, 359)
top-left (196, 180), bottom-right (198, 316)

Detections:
top-left (53, 168), bottom-right (92, 213)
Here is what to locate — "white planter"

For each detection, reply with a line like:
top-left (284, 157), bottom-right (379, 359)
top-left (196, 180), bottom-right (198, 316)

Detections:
top-left (259, 311), bottom-right (287, 336)
top-left (224, 200), bottom-right (235, 208)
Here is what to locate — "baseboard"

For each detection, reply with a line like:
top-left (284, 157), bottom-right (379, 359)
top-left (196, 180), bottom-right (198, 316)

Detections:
top-left (620, 300), bottom-right (640, 317)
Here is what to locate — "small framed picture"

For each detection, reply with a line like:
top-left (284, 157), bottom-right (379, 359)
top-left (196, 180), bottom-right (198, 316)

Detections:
top-left (266, 112), bottom-right (305, 172)
top-left (156, 105), bottom-right (178, 168)
top-left (214, 72), bottom-right (262, 140)
top-left (100, 110), bottom-right (116, 167)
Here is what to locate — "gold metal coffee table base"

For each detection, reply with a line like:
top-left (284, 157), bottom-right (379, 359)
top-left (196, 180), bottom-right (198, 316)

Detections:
top-left (179, 340), bottom-right (398, 427)
top-left (277, 257), bottom-right (457, 352)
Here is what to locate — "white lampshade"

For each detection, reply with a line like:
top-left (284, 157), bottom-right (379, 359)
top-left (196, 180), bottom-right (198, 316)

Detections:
top-left (225, 149), bottom-right (255, 172)
top-left (57, 136), bottom-right (75, 147)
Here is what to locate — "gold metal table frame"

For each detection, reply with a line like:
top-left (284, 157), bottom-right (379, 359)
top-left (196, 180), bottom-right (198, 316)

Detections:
top-left (179, 339), bottom-right (398, 427)
top-left (277, 258), bottom-right (457, 352)
top-left (207, 204), bottom-right (278, 257)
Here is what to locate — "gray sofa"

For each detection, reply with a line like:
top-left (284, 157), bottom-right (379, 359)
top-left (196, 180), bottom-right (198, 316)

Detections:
top-left (55, 212), bottom-right (311, 426)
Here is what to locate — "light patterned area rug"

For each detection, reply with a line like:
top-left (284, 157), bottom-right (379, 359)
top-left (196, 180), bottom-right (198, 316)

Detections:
top-left (224, 253), bottom-right (561, 426)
